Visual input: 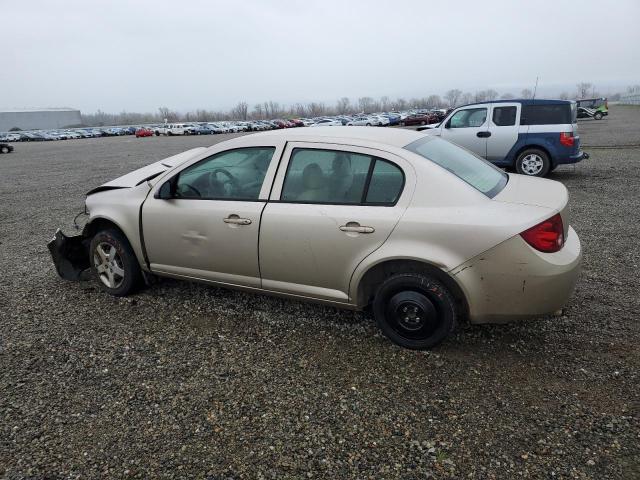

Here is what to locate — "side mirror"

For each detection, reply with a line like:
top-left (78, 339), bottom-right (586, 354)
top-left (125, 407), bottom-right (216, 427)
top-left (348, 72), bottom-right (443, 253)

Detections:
top-left (154, 180), bottom-right (173, 199)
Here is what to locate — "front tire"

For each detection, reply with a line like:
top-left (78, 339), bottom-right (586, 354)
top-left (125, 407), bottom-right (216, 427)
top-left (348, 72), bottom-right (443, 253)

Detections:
top-left (373, 273), bottom-right (456, 350)
top-left (1, 146), bottom-right (9, 153)
top-left (594, 112), bottom-right (603, 120)
top-left (90, 229), bottom-right (143, 296)
top-left (515, 148), bottom-right (550, 177)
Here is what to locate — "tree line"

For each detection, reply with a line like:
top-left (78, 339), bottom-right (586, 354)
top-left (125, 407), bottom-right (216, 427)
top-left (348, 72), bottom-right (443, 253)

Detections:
top-left (80, 83), bottom-right (633, 126)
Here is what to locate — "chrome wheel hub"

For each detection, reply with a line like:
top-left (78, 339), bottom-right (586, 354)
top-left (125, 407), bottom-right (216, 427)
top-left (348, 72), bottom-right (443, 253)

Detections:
top-left (521, 154), bottom-right (544, 175)
top-left (93, 242), bottom-right (125, 289)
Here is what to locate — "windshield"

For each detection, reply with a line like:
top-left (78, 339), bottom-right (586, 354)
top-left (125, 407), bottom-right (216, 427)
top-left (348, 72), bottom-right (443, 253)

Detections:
top-left (404, 137), bottom-right (507, 198)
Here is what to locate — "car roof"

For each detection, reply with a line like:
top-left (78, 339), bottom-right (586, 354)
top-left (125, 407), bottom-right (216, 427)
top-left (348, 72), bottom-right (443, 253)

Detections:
top-left (459, 98), bottom-right (574, 108)
top-left (248, 126), bottom-right (425, 148)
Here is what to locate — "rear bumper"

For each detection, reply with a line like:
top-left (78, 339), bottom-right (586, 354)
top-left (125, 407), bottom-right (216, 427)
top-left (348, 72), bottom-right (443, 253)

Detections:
top-left (450, 227), bottom-right (582, 324)
top-left (557, 150), bottom-right (588, 165)
top-left (47, 229), bottom-right (90, 281)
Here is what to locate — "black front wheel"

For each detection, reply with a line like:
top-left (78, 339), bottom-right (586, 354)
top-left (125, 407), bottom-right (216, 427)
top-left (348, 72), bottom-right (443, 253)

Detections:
top-left (594, 112), bottom-right (603, 120)
top-left (373, 273), bottom-right (456, 349)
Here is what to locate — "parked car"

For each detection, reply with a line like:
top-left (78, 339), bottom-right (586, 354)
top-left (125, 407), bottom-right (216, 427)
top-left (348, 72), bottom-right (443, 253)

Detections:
top-left (401, 113), bottom-right (439, 126)
top-left (135, 128), bottom-right (154, 138)
top-left (419, 99), bottom-right (588, 177)
top-left (48, 128), bottom-right (581, 350)
top-left (576, 97), bottom-right (608, 120)
top-left (0, 142), bottom-right (14, 153)
top-left (310, 119), bottom-right (343, 127)
top-left (347, 116), bottom-right (374, 126)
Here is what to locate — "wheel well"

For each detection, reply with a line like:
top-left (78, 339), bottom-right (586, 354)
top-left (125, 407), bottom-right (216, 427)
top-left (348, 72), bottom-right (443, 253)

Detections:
top-left (84, 218), bottom-right (127, 240)
top-left (356, 259), bottom-right (469, 319)
top-left (514, 144), bottom-right (552, 167)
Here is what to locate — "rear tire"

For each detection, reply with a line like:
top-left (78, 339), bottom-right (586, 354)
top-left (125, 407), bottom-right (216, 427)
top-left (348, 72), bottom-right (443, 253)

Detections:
top-left (90, 229), bottom-right (143, 297)
top-left (515, 148), bottom-right (550, 177)
top-left (594, 112), bottom-right (603, 120)
top-left (373, 273), bottom-right (456, 350)
top-left (1, 146), bottom-right (9, 153)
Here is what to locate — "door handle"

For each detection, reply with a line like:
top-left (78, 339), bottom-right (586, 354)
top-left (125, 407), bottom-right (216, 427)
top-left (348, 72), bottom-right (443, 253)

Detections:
top-left (477, 131), bottom-right (492, 138)
top-left (223, 214), bottom-right (252, 225)
top-left (340, 223), bottom-right (375, 234)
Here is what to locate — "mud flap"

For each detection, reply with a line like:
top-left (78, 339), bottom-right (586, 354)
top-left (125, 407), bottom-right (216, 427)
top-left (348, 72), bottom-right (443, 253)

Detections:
top-left (47, 229), bottom-right (91, 281)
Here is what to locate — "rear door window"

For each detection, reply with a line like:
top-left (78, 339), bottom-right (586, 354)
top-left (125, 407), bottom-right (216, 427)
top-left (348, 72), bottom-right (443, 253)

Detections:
top-left (492, 106), bottom-right (517, 126)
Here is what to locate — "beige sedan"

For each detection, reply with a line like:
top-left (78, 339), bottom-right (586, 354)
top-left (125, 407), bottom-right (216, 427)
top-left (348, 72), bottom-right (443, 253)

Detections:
top-left (49, 127), bottom-right (581, 349)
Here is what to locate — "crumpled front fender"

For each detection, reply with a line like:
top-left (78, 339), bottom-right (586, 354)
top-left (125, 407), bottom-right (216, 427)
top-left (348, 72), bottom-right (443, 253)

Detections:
top-left (47, 229), bottom-right (91, 281)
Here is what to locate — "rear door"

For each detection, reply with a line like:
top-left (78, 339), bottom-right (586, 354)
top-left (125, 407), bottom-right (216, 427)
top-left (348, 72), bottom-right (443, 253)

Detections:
top-left (439, 104), bottom-right (490, 157)
top-left (259, 142), bottom-right (414, 303)
top-left (486, 103), bottom-right (520, 162)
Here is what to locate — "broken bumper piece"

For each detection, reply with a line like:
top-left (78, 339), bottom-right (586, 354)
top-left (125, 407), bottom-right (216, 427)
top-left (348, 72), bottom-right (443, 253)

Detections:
top-left (47, 229), bottom-right (91, 281)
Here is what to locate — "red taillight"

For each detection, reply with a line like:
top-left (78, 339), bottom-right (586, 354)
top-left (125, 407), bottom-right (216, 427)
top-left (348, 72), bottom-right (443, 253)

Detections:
top-left (520, 214), bottom-right (564, 253)
top-left (559, 132), bottom-right (575, 147)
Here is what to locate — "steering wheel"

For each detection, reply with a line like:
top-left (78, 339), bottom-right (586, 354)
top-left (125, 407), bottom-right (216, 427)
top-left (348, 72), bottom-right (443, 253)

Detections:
top-left (210, 168), bottom-right (241, 195)
top-left (177, 183), bottom-right (201, 197)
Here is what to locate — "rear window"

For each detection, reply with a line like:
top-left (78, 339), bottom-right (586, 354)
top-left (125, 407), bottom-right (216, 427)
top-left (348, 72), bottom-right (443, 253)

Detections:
top-left (520, 104), bottom-right (572, 125)
top-left (404, 137), bottom-right (507, 198)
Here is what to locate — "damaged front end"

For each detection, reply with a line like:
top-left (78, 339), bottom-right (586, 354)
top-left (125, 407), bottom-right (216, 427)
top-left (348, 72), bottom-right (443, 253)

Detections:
top-left (47, 229), bottom-right (91, 281)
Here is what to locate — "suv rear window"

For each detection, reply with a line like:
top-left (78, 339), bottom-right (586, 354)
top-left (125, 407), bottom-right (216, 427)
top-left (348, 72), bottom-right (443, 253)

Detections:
top-left (520, 104), bottom-right (572, 125)
top-left (404, 137), bottom-right (507, 198)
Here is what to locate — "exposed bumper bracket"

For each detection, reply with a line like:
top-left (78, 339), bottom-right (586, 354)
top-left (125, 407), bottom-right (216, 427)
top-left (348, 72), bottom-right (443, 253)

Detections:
top-left (47, 229), bottom-right (91, 281)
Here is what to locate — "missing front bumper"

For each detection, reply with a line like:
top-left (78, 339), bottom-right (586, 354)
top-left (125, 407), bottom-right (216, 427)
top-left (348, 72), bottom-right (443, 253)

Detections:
top-left (47, 229), bottom-right (91, 281)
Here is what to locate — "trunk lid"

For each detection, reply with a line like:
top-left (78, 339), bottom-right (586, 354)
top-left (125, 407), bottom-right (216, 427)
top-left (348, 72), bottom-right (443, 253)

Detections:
top-left (493, 173), bottom-right (570, 238)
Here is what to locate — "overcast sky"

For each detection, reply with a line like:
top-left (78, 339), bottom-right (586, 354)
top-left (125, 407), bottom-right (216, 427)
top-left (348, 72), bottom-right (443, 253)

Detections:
top-left (2, 0), bottom-right (639, 113)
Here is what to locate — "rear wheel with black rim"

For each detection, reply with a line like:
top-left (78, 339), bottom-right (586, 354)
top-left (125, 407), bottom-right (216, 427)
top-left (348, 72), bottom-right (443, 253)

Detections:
top-left (373, 273), bottom-right (456, 349)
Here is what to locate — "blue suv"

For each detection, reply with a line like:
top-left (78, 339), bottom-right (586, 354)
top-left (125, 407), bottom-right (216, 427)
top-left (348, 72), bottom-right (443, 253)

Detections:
top-left (419, 99), bottom-right (587, 176)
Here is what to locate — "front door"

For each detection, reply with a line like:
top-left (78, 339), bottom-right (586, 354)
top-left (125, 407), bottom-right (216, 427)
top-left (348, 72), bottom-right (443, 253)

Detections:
top-left (142, 145), bottom-right (280, 287)
top-left (259, 142), bottom-right (413, 303)
top-left (439, 104), bottom-right (490, 158)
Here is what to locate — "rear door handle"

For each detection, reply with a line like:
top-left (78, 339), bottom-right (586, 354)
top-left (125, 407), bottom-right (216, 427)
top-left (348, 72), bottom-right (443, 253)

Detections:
top-left (224, 214), bottom-right (252, 225)
top-left (340, 223), bottom-right (375, 234)
top-left (477, 131), bottom-right (491, 138)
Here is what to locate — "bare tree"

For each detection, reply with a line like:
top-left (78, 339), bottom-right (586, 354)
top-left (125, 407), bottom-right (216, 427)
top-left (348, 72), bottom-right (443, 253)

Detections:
top-left (460, 92), bottom-right (474, 105)
top-left (358, 97), bottom-right (375, 113)
top-left (379, 96), bottom-right (390, 111)
top-left (336, 97), bottom-right (351, 115)
top-left (158, 106), bottom-right (179, 122)
top-left (558, 92), bottom-right (569, 101)
top-left (252, 104), bottom-right (264, 119)
top-left (231, 101), bottom-right (249, 120)
top-left (521, 88), bottom-right (533, 99)
top-left (394, 98), bottom-right (407, 110)
top-left (474, 90), bottom-right (488, 102)
top-left (486, 89), bottom-right (499, 101)
top-left (426, 95), bottom-right (442, 108)
top-left (500, 92), bottom-right (515, 100)
top-left (307, 102), bottom-right (326, 117)
top-left (576, 82), bottom-right (593, 99)
top-left (444, 89), bottom-right (462, 107)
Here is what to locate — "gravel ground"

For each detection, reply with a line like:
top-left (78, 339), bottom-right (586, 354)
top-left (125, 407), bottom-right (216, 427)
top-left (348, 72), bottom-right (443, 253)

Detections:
top-left (1, 106), bottom-right (639, 479)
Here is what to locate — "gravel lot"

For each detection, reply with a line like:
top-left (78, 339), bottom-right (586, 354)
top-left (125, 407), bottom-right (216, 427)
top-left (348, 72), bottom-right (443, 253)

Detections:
top-left (1, 106), bottom-right (638, 479)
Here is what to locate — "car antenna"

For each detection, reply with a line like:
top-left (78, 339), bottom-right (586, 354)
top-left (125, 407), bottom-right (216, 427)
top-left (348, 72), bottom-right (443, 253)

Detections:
top-left (532, 76), bottom-right (539, 100)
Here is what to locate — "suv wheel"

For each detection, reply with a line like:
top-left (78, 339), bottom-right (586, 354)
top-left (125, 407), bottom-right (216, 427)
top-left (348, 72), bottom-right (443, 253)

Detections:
top-left (1, 146), bottom-right (9, 154)
top-left (515, 148), bottom-right (550, 177)
top-left (594, 111), bottom-right (603, 120)
top-left (373, 273), bottom-right (456, 350)
top-left (90, 229), bottom-right (143, 296)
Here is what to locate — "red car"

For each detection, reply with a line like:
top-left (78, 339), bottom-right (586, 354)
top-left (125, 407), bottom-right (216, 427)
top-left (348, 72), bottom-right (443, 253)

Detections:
top-left (401, 113), bottom-right (439, 126)
top-left (135, 128), bottom-right (153, 138)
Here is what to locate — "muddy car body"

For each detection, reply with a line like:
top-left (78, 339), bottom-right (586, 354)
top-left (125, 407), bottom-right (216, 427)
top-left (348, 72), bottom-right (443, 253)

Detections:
top-left (49, 127), bottom-right (581, 349)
